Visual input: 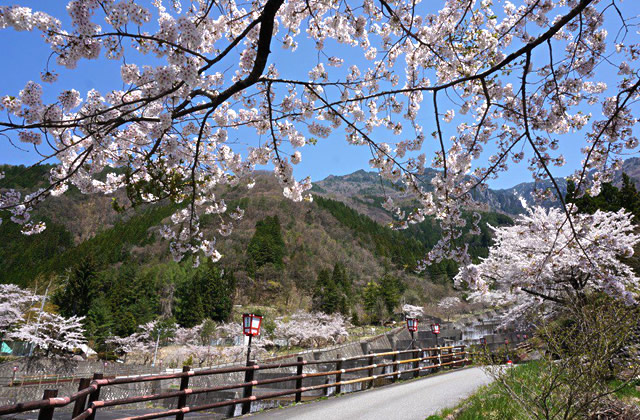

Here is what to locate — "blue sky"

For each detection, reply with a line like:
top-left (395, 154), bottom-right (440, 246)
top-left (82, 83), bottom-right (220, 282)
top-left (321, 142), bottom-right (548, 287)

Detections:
top-left (0, 1), bottom-right (637, 190)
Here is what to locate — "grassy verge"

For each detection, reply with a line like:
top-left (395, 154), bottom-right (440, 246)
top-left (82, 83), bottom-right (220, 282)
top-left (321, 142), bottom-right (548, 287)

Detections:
top-left (424, 367), bottom-right (525, 420)
top-left (426, 362), bottom-right (640, 420)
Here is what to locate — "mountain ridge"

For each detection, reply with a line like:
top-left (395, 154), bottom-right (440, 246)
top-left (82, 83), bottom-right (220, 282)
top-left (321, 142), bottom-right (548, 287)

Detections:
top-left (313, 158), bottom-right (640, 221)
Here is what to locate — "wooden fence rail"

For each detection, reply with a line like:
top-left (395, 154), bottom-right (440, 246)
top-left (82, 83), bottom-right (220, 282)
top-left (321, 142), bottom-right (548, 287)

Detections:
top-left (0, 345), bottom-right (468, 420)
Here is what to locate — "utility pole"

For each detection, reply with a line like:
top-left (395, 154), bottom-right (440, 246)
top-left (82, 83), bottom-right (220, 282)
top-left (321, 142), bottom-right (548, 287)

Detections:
top-left (28, 281), bottom-right (51, 356)
top-left (152, 329), bottom-right (162, 367)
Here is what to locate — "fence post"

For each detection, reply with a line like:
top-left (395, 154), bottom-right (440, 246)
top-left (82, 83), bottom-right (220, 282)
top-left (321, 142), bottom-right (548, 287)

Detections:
top-left (367, 351), bottom-right (375, 389)
top-left (241, 361), bottom-right (256, 415)
top-left (460, 345), bottom-right (467, 366)
top-left (37, 389), bottom-right (57, 420)
top-left (10, 367), bottom-right (17, 387)
top-left (71, 378), bottom-right (92, 417)
top-left (335, 354), bottom-right (342, 394)
top-left (413, 349), bottom-right (420, 378)
top-left (176, 365), bottom-right (191, 420)
top-left (295, 356), bottom-right (304, 403)
top-left (86, 373), bottom-right (103, 420)
top-left (392, 352), bottom-right (399, 383)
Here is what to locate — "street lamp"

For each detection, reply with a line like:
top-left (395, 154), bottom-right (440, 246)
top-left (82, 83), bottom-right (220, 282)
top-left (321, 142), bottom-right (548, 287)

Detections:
top-left (406, 317), bottom-right (418, 349)
top-left (430, 323), bottom-right (441, 347)
top-left (242, 313), bottom-right (263, 364)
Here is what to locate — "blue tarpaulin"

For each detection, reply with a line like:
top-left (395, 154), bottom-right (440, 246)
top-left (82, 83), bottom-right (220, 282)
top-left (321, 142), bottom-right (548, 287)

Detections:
top-left (1, 342), bottom-right (12, 354)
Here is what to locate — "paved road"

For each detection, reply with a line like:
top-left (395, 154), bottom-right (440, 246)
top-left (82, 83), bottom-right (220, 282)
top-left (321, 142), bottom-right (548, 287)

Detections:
top-left (243, 367), bottom-right (492, 420)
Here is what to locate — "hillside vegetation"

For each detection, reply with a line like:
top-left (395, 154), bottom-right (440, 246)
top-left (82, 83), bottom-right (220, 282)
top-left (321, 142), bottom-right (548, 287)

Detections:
top-left (1, 164), bottom-right (512, 351)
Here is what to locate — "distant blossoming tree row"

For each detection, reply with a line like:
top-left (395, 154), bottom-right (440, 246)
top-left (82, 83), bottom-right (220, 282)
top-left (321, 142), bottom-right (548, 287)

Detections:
top-left (107, 311), bottom-right (351, 365)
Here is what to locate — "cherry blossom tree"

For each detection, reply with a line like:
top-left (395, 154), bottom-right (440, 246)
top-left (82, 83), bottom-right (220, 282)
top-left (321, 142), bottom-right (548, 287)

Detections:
top-left (173, 322), bottom-right (203, 345)
top-left (456, 205), bottom-right (640, 323)
top-left (437, 296), bottom-right (462, 321)
top-left (1, 284), bottom-right (87, 355)
top-left (9, 312), bottom-right (86, 355)
top-left (106, 320), bottom-right (157, 362)
top-left (0, 0), bottom-right (639, 269)
top-left (274, 311), bottom-right (350, 347)
top-left (0, 284), bottom-right (40, 339)
top-left (170, 321), bottom-right (272, 366)
top-left (401, 303), bottom-right (424, 318)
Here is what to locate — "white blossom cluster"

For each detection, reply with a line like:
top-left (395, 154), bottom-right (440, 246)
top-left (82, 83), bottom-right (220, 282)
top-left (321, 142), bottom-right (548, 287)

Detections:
top-left (274, 311), bottom-right (350, 347)
top-left (0, 0), bottom-right (638, 268)
top-left (1, 284), bottom-right (86, 353)
top-left (111, 320), bottom-right (269, 366)
top-left (106, 320), bottom-right (158, 360)
top-left (0, 284), bottom-right (40, 338)
top-left (401, 303), bottom-right (424, 318)
top-left (456, 206), bottom-right (640, 324)
top-left (9, 312), bottom-right (86, 354)
top-left (437, 296), bottom-right (461, 310)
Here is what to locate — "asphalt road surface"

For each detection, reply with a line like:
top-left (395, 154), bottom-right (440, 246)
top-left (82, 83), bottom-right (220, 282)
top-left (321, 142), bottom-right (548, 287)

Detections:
top-left (244, 367), bottom-right (493, 420)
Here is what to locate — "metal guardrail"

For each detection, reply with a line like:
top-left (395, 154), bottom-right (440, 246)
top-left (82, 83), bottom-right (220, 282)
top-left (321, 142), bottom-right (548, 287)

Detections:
top-left (0, 345), bottom-right (468, 420)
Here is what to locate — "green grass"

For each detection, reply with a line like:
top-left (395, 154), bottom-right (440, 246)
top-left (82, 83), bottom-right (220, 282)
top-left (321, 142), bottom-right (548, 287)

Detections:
top-left (428, 362), bottom-right (544, 420)
top-left (610, 378), bottom-right (640, 400)
top-left (430, 363), bottom-right (640, 420)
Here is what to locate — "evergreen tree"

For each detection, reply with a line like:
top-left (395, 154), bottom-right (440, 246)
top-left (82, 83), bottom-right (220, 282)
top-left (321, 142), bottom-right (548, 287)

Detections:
top-left (175, 263), bottom-right (235, 327)
top-left (331, 262), bottom-right (353, 314)
top-left (311, 263), bottom-right (354, 314)
top-left (202, 266), bottom-right (235, 321)
top-left (566, 173), bottom-right (640, 220)
top-left (619, 173), bottom-right (640, 218)
top-left (175, 279), bottom-right (205, 328)
top-left (53, 256), bottom-right (98, 318)
top-left (363, 281), bottom-right (386, 324)
top-left (312, 269), bottom-right (339, 314)
top-left (85, 297), bottom-right (114, 351)
top-left (379, 273), bottom-right (404, 314)
top-left (247, 215), bottom-right (286, 275)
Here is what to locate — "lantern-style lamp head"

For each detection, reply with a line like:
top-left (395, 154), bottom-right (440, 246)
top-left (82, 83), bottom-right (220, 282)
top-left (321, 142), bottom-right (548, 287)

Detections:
top-left (430, 323), bottom-right (441, 335)
top-left (406, 317), bottom-right (418, 332)
top-left (242, 313), bottom-right (263, 336)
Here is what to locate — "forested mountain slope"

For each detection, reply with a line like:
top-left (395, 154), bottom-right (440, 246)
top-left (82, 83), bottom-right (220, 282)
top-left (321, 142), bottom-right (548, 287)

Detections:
top-left (0, 164), bottom-right (512, 347)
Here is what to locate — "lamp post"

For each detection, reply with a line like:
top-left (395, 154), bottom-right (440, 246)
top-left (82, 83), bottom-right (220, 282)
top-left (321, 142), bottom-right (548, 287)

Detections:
top-left (406, 317), bottom-right (418, 349)
top-left (242, 313), bottom-right (263, 365)
top-left (430, 323), bottom-right (441, 347)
